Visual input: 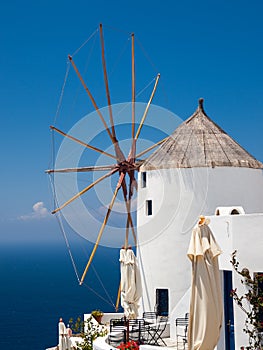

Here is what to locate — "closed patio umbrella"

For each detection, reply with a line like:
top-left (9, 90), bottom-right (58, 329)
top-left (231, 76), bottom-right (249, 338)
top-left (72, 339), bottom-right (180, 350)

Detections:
top-left (187, 217), bottom-right (223, 350)
top-left (120, 247), bottom-right (142, 319)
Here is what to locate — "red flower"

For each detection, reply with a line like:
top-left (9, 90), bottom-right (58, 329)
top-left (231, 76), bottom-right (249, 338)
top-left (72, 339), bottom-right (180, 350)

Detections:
top-left (117, 341), bottom-right (139, 350)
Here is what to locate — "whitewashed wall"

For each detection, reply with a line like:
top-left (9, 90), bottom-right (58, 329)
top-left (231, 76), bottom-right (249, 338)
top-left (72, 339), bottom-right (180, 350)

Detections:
top-left (136, 166), bottom-right (263, 347)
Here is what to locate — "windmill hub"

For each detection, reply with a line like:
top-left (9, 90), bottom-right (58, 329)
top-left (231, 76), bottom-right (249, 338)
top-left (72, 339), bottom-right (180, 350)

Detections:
top-left (117, 160), bottom-right (138, 173)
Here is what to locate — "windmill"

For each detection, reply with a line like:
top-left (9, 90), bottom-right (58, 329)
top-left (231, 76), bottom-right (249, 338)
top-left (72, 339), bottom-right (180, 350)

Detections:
top-left (46, 24), bottom-right (168, 309)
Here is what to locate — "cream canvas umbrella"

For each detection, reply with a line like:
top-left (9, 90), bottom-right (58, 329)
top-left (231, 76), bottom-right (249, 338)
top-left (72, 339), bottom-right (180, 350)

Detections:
top-left (120, 248), bottom-right (142, 319)
top-left (187, 216), bottom-right (223, 350)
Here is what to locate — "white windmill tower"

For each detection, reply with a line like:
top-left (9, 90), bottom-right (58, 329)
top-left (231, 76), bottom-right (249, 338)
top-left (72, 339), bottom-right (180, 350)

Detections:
top-left (136, 98), bottom-right (263, 334)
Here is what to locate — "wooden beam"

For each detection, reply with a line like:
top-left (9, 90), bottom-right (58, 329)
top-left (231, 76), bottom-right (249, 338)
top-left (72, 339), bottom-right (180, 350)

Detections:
top-left (121, 184), bottom-right (137, 246)
top-left (115, 280), bottom-right (122, 312)
top-left (131, 33), bottom-right (135, 140)
top-left (125, 205), bottom-right (130, 248)
top-left (80, 172), bottom-right (125, 285)
top-left (50, 125), bottom-right (116, 160)
top-left (135, 73), bottom-right (160, 140)
top-left (46, 165), bottom-right (117, 174)
top-left (52, 168), bottom-right (118, 214)
top-left (99, 23), bottom-right (116, 140)
top-left (127, 177), bottom-right (137, 245)
top-left (135, 136), bottom-right (168, 159)
top-left (68, 55), bottom-right (115, 144)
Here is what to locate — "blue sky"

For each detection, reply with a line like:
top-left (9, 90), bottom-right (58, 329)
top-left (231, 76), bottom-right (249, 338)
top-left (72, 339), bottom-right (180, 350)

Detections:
top-left (1, 0), bottom-right (263, 245)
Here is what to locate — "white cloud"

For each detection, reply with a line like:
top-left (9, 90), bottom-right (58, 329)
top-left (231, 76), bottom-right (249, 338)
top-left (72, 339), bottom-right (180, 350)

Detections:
top-left (19, 202), bottom-right (50, 221)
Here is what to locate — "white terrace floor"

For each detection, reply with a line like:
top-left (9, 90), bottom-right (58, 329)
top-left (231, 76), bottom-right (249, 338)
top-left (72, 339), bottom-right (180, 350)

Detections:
top-left (93, 335), bottom-right (181, 350)
top-left (46, 313), bottom-right (186, 350)
top-left (46, 336), bottom-right (180, 350)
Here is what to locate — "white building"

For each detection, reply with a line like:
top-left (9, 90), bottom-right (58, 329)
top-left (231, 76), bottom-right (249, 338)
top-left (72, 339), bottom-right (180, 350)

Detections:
top-left (136, 99), bottom-right (263, 349)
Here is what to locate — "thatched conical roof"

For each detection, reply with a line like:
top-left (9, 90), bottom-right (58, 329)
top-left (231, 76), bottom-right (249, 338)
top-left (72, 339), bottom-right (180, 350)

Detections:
top-left (141, 99), bottom-right (263, 170)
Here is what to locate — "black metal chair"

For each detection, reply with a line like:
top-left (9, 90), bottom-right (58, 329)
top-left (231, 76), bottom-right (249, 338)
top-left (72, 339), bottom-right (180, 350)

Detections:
top-left (110, 318), bottom-right (127, 330)
top-left (146, 315), bottom-right (168, 346)
top-left (128, 318), bottom-right (148, 344)
top-left (142, 311), bottom-right (157, 325)
top-left (175, 315), bottom-right (189, 350)
top-left (108, 319), bottom-right (127, 346)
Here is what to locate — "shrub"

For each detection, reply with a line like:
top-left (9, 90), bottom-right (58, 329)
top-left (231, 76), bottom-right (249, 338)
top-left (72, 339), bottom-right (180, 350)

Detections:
top-left (230, 251), bottom-right (263, 349)
top-left (69, 315), bottom-right (108, 350)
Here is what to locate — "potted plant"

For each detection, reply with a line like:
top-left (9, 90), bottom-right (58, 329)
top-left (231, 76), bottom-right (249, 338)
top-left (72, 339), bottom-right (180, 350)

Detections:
top-left (91, 309), bottom-right (104, 324)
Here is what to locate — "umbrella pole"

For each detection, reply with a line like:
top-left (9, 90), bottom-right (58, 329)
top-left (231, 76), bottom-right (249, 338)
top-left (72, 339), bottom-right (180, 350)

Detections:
top-left (127, 319), bottom-right (129, 343)
top-left (124, 316), bottom-right (129, 343)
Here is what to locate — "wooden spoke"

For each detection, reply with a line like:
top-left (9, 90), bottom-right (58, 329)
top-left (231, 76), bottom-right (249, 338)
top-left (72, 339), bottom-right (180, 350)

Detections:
top-left (115, 280), bottom-right (122, 312)
top-left (127, 74), bottom-right (160, 163)
top-left (134, 160), bottom-right (145, 168)
top-left (131, 33), bottom-right (135, 140)
top-left (135, 136), bottom-right (168, 159)
top-left (135, 73), bottom-right (160, 140)
top-left (80, 172), bottom-right (125, 285)
top-left (68, 55), bottom-right (115, 144)
top-left (121, 178), bottom-right (128, 200)
top-left (124, 176), bottom-right (132, 248)
top-left (46, 165), bottom-right (117, 174)
top-left (125, 213), bottom-right (130, 251)
top-left (128, 139), bottom-right (136, 164)
top-left (128, 208), bottom-right (136, 241)
top-left (121, 181), bottom-right (137, 246)
top-left (99, 23), bottom-right (116, 140)
top-left (50, 125), bottom-right (116, 160)
top-left (131, 177), bottom-right (138, 193)
top-left (124, 203), bottom-right (137, 246)
top-left (99, 23), bottom-right (126, 164)
top-left (52, 168), bottom-right (118, 214)
top-left (127, 175), bottom-right (137, 244)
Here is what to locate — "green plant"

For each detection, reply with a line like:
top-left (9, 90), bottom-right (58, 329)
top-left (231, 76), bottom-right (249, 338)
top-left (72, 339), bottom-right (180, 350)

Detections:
top-left (69, 315), bottom-right (108, 350)
top-left (91, 309), bottom-right (104, 317)
top-left (69, 316), bottom-right (84, 335)
top-left (230, 251), bottom-right (263, 349)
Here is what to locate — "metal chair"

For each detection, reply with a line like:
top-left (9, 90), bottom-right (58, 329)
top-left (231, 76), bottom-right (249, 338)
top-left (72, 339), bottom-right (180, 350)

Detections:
top-left (108, 319), bottom-right (127, 346)
top-left (142, 311), bottom-right (157, 325)
top-left (175, 315), bottom-right (189, 350)
top-left (110, 318), bottom-right (127, 330)
top-left (128, 318), bottom-right (148, 344)
top-left (146, 315), bottom-right (168, 346)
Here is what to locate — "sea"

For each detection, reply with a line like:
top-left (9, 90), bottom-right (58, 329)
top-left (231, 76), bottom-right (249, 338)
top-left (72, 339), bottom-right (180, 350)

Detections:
top-left (0, 240), bottom-right (121, 350)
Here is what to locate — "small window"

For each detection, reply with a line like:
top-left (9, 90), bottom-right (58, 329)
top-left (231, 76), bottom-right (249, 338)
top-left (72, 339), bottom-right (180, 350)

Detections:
top-left (231, 209), bottom-right (240, 215)
top-left (141, 172), bottom-right (147, 188)
top-left (146, 200), bottom-right (152, 216)
top-left (155, 288), bottom-right (169, 316)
